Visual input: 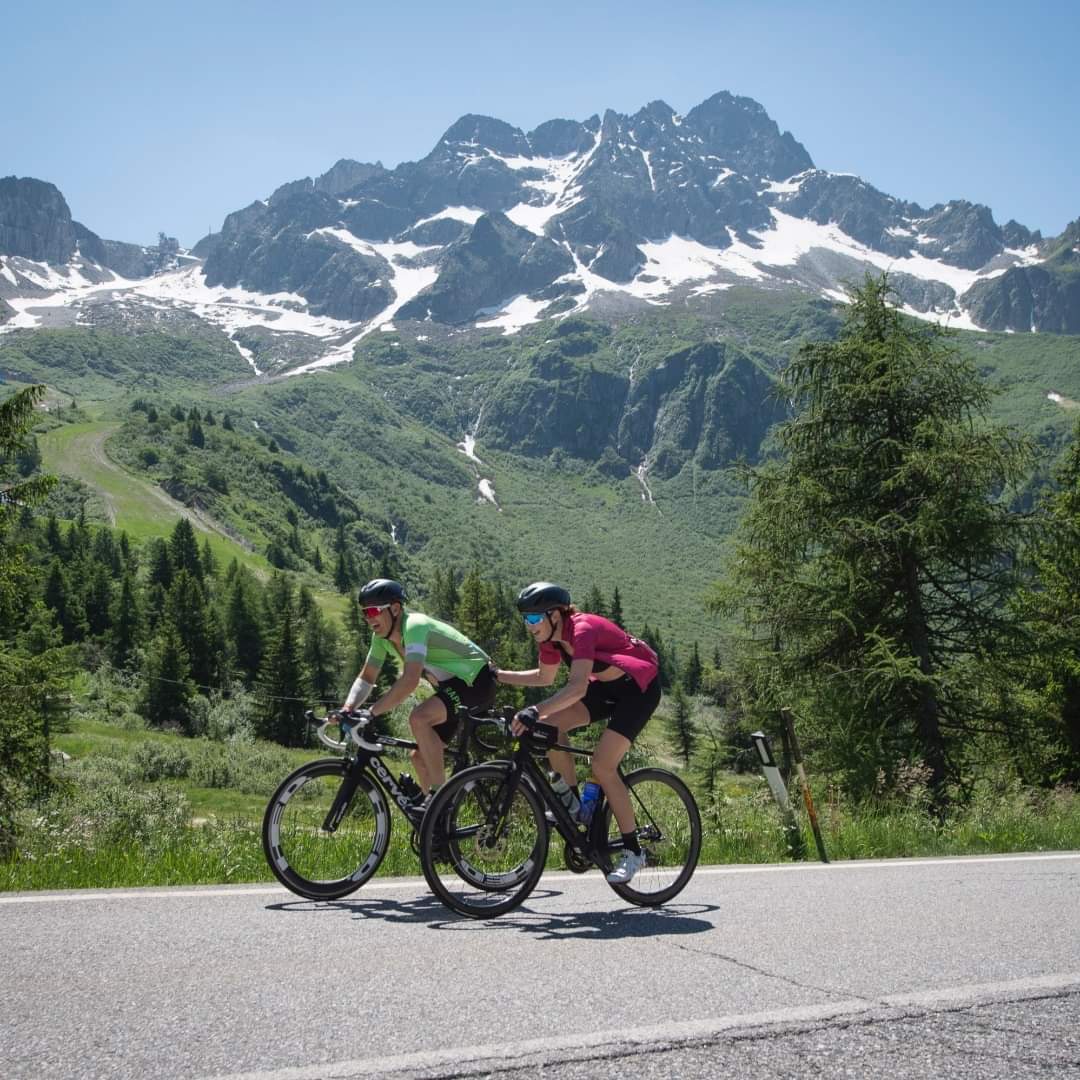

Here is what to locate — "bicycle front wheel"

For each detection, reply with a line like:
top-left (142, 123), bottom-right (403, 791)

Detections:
top-left (420, 763), bottom-right (548, 919)
top-left (600, 768), bottom-right (701, 906)
top-left (262, 758), bottom-right (390, 900)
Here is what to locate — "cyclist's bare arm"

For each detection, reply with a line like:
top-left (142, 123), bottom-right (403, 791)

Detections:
top-left (369, 659), bottom-right (425, 718)
top-left (495, 661), bottom-right (560, 687)
top-left (535, 659), bottom-right (591, 719)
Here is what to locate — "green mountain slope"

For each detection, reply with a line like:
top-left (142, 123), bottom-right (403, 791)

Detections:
top-left (9, 290), bottom-right (1080, 651)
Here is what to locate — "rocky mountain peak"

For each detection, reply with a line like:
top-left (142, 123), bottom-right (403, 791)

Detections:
top-left (430, 114), bottom-right (531, 159)
top-left (315, 159), bottom-right (386, 196)
top-left (0, 176), bottom-right (78, 264)
top-left (683, 91), bottom-right (814, 180)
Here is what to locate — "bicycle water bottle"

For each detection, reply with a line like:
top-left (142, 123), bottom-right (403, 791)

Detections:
top-left (398, 773), bottom-right (422, 801)
top-left (550, 773), bottom-right (580, 817)
top-left (577, 781), bottom-right (602, 825)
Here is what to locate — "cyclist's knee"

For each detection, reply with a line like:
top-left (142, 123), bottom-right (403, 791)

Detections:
top-left (409, 700), bottom-right (444, 731)
top-left (592, 759), bottom-right (621, 784)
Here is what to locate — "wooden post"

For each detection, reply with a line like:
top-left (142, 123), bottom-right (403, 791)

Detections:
top-left (750, 730), bottom-right (806, 860)
top-left (781, 708), bottom-right (828, 863)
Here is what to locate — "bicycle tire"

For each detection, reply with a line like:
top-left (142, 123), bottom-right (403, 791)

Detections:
top-left (419, 762), bottom-right (548, 919)
top-left (600, 767), bottom-right (701, 907)
top-left (262, 758), bottom-right (391, 900)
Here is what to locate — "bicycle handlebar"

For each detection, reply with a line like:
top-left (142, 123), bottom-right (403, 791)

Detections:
top-left (305, 706), bottom-right (513, 755)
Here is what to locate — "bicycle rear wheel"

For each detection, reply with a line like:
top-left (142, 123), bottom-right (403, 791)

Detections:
top-left (420, 763), bottom-right (548, 918)
top-left (600, 768), bottom-right (701, 906)
top-left (262, 758), bottom-right (390, 900)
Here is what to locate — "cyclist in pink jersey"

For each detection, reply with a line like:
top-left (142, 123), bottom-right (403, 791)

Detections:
top-left (494, 582), bottom-right (660, 884)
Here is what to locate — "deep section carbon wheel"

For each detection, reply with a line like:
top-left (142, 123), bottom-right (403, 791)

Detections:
top-left (262, 758), bottom-right (390, 900)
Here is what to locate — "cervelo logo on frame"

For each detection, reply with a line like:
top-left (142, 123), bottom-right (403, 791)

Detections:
top-left (370, 756), bottom-right (413, 812)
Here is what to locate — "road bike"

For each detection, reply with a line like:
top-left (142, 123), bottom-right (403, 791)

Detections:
top-left (261, 704), bottom-right (514, 900)
top-left (417, 719), bottom-right (702, 918)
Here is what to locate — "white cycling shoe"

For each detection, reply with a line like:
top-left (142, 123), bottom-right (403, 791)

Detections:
top-left (606, 849), bottom-right (646, 884)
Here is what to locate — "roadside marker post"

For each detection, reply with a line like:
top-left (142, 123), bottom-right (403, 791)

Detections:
top-left (781, 708), bottom-right (829, 864)
top-left (750, 730), bottom-right (806, 860)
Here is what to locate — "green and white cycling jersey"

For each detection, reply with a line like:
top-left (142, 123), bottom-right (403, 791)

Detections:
top-left (364, 611), bottom-right (490, 685)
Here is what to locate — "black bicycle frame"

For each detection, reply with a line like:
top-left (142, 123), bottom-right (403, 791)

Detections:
top-left (487, 729), bottom-right (616, 862)
top-left (321, 706), bottom-right (506, 834)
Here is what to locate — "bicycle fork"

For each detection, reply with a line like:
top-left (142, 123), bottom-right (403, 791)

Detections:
top-left (321, 759), bottom-right (366, 833)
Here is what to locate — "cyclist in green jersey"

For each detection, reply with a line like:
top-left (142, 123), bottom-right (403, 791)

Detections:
top-left (342, 578), bottom-right (495, 797)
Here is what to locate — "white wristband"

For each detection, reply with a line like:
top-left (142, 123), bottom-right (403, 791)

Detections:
top-left (344, 676), bottom-right (373, 709)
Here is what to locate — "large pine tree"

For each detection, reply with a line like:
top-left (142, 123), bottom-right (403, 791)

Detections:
top-left (713, 276), bottom-right (1031, 803)
top-left (255, 580), bottom-right (308, 746)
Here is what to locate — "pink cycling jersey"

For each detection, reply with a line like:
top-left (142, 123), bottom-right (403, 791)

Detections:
top-left (538, 612), bottom-right (659, 692)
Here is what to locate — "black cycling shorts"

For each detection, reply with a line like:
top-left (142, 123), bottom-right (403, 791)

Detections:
top-left (582, 673), bottom-right (660, 742)
top-left (431, 663), bottom-right (497, 745)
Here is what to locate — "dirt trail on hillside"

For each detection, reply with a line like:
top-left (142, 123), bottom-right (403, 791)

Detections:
top-left (77, 427), bottom-right (253, 550)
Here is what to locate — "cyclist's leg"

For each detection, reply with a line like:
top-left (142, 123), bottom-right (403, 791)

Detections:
top-left (544, 701), bottom-right (590, 784)
top-left (594, 674), bottom-right (661, 832)
top-left (591, 728), bottom-right (636, 833)
top-left (409, 695), bottom-right (452, 789)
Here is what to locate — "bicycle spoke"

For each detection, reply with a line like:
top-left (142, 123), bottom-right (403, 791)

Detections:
top-left (604, 768), bottom-right (701, 906)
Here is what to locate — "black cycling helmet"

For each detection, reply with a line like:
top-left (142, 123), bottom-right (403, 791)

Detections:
top-left (358, 578), bottom-right (407, 606)
top-left (516, 581), bottom-right (571, 614)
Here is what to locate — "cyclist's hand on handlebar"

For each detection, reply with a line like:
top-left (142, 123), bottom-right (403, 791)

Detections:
top-left (511, 705), bottom-right (540, 736)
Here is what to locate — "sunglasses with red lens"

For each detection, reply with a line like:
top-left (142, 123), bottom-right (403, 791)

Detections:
top-left (362, 604), bottom-right (391, 618)
top-left (522, 612), bottom-right (546, 625)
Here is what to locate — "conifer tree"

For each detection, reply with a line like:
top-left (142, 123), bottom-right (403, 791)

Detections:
top-left (165, 570), bottom-right (218, 689)
top-left (118, 531), bottom-right (135, 571)
top-left (431, 566), bottom-right (460, 621)
top-left (43, 560), bottom-right (86, 643)
top-left (110, 571), bottom-right (141, 669)
top-left (200, 538), bottom-right (217, 579)
top-left (683, 641), bottom-right (703, 696)
top-left (91, 528), bottom-right (121, 575)
top-left (609, 586), bottom-right (624, 627)
top-left (147, 538), bottom-right (173, 591)
top-left (455, 567), bottom-right (501, 654)
top-left (1011, 416), bottom-right (1080, 782)
top-left (712, 276), bottom-right (1032, 803)
top-left (225, 571), bottom-right (263, 684)
top-left (302, 604), bottom-right (342, 707)
top-left (44, 514), bottom-right (63, 554)
top-left (585, 585), bottom-right (606, 617)
top-left (140, 624), bottom-right (195, 729)
top-left (256, 587), bottom-right (308, 746)
top-left (83, 563), bottom-right (114, 638)
top-left (0, 385), bottom-right (62, 851)
top-left (169, 518), bottom-right (202, 580)
top-left (667, 685), bottom-right (697, 765)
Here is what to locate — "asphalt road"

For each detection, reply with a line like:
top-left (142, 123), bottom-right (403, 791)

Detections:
top-left (2, 853), bottom-right (1079, 1079)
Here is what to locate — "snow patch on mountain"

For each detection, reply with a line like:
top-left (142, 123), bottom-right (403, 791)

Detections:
top-left (503, 133), bottom-right (604, 238)
top-left (412, 206), bottom-right (485, 228)
top-left (476, 294), bottom-right (550, 334)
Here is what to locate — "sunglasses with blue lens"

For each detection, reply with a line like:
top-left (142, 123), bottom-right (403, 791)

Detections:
top-left (522, 612), bottom-right (546, 625)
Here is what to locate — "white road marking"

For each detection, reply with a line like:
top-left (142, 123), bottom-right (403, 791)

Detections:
top-left (3, 851), bottom-right (1078, 904)
top-left (202, 972), bottom-right (1080, 1080)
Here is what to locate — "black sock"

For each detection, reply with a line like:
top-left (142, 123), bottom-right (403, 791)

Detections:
top-left (621, 831), bottom-right (641, 855)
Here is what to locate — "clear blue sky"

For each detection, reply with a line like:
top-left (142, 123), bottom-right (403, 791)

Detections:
top-left (7, 0), bottom-right (1078, 248)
